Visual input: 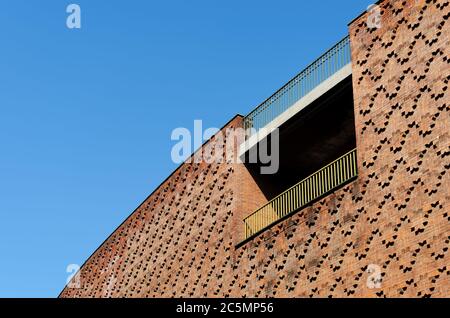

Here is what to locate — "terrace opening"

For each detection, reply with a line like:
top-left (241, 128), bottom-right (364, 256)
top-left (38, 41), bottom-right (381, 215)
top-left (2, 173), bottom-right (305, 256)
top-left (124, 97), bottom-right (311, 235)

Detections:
top-left (240, 75), bottom-right (357, 241)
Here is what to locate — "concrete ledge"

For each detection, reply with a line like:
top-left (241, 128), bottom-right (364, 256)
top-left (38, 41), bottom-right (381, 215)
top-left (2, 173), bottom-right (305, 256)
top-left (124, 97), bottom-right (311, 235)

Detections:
top-left (239, 63), bottom-right (352, 159)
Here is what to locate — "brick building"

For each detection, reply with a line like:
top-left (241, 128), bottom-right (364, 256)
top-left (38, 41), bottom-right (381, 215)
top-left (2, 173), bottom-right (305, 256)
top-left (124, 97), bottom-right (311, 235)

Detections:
top-left (60, 0), bottom-right (449, 298)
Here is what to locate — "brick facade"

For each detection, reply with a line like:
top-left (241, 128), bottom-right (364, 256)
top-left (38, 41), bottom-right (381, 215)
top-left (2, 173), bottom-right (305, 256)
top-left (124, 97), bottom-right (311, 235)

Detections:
top-left (60, 0), bottom-right (449, 298)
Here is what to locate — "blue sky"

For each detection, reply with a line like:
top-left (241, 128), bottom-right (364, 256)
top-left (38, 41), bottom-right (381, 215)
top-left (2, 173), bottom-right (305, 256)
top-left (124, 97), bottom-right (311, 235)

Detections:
top-left (0, 1), bottom-right (368, 297)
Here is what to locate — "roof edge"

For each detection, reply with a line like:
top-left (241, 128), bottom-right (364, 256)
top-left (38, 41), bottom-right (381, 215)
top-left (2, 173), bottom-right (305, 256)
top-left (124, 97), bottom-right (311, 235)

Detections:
top-left (58, 113), bottom-right (244, 297)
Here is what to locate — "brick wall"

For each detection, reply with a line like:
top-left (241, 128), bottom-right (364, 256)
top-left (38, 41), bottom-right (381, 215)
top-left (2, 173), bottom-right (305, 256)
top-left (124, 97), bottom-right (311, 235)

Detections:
top-left (60, 0), bottom-right (449, 298)
top-left (60, 115), bottom-right (268, 297)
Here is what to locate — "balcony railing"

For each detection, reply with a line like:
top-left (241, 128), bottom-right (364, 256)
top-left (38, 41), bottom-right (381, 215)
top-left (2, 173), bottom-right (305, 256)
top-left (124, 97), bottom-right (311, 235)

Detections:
top-left (244, 35), bottom-right (351, 138)
top-left (243, 148), bottom-right (358, 240)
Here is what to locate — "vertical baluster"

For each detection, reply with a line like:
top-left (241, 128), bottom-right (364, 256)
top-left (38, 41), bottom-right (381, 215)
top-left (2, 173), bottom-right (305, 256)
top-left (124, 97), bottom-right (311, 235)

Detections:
top-left (299, 182), bottom-right (303, 207)
top-left (279, 197), bottom-right (282, 218)
top-left (265, 206), bottom-right (268, 226)
top-left (290, 189), bottom-right (293, 213)
top-left (290, 189), bottom-right (293, 214)
top-left (344, 155), bottom-right (350, 180)
top-left (322, 57), bottom-right (325, 83)
top-left (303, 181), bottom-right (306, 206)
top-left (346, 154), bottom-right (350, 179)
top-left (318, 170), bottom-right (322, 196)
top-left (321, 169), bottom-right (325, 196)
top-left (256, 213), bottom-right (258, 234)
top-left (287, 191), bottom-right (290, 216)
top-left (333, 164), bottom-right (339, 187)
top-left (309, 177), bottom-right (312, 202)
top-left (317, 173), bottom-right (320, 198)
top-left (338, 158), bottom-right (342, 185)
top-left (348, 152), bottom-right (352, 178)
top-left (307, 177), bottom-right (311, 203)
top-left (304, 180), bottom-right (307, 204)
top-left (294, 186), bottom-right (297, 211)
top-left (349, 152), bottom-right (353, 177)
top-left (279, 196), bottom-right (282, 217)
top-left (263, 209), bottom-right (269, 227)
top-left (284, 194), bottom-right (287, 216)
top-left (315, 173), bottom-right (318, 198)
top-left (304, 181), bottom-right (307, 205)
top-left (313, 174), bottom-right (316, 199)
top-left (331, 162), bottom-right (335, 188)
top-left (298, 76), bottom-right (301, 100)
top-left (261, 207), bottom-right (264, 230)
top-left (350, 152), bottom-right (353, 177)
top-left (283, 191), bottom-right (291, 215)
top-left (319, 172), bottom-right (322, 196)
top-left (306, 179), bottom-right (309, 204)
top-left (353, 151), bottom-right (356, 177)
top-left (245, 220), bottom-right (247, 239)
top-left (312, 173), bottom-right (317, 200)
top-left (328, 165), bottom-right (332, 190)
top-left (298, 184), bottom-right (301, 208)
top-left (337, 159), bottom-right (341, 186)
top-left (259, 209), bottom-right (261, 232)
top-left (285, 192), bottom-right (288, 216)
top-left (248, 218), bottom-right (250, 237)
top-left (328, 164), bottom-right (332, 191)
top-left (292, 187), bottom-right (296, 212)
top-left (260, 209), bottom-right (262, 232)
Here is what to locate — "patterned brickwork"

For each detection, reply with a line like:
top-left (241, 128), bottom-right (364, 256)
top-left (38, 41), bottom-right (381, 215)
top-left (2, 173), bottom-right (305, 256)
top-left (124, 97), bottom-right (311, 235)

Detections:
top-left (60, 116), bottom-right (268, 298)
top-left (346, 0), bottom-right (449, 297)
top-left (60, 0), bottom-right (449, 298)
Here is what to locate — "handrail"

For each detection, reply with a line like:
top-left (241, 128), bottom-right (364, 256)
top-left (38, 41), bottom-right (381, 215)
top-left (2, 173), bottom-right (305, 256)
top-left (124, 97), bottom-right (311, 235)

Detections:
top-left (243, 148), bottom-right (358, 240)
top-left (244, 35), bottom-right (351, 138)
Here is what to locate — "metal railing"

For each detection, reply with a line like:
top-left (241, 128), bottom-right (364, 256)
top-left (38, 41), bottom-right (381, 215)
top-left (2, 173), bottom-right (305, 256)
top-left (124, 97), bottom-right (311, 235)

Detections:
top-left (244, 35), bottom-right (351, 138)
top-left (243, 148), bottom-right (358, 240)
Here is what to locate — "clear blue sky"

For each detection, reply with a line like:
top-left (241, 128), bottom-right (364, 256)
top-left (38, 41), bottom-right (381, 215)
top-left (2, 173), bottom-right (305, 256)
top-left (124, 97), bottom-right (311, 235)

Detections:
top-left (0, 1), bottom-right (368, 297)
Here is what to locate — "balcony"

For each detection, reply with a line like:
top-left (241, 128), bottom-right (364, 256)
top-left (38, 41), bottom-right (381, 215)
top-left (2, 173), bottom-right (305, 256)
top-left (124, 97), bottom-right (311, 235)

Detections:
top-left (240, 36), bottom-right (352, 158)
top-left (237, 34), bottom-right (357, 245)
top-left (244, 35), bottom-right (350, 137)
top-left (243, 148), bottom-right (358, 241)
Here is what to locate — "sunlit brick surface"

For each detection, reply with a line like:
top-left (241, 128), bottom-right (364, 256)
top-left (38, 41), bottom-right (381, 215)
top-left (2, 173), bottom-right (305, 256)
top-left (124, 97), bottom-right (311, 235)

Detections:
top-left (61, 0), bottom-right (449, 298)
